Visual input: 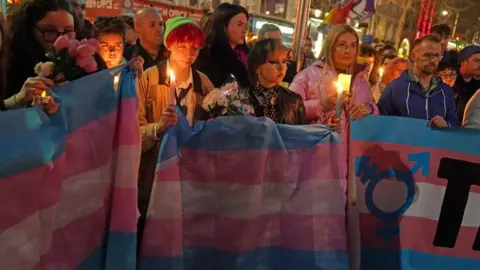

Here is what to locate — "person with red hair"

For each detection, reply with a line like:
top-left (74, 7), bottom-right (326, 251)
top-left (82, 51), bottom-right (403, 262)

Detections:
top-left (136, 17), bottom-right (214, 244)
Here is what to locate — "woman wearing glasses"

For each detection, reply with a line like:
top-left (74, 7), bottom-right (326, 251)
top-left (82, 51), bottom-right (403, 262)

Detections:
top-left (2, 0), bottom-right (102, 111)
top-left (289, 25), bottom-right (378, 194)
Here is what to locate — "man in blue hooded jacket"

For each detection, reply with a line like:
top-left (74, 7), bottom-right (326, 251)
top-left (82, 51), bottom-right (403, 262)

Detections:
top-left (378, 35), bottom-right (460, 127)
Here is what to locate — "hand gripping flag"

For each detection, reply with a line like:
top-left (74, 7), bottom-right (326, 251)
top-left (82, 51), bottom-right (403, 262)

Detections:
top-left (138, 111), bottom-right (350, 270)
top-left (0, 68), bottom-right (140, 270)
top-left (352, 116), bottom-right (480, 269)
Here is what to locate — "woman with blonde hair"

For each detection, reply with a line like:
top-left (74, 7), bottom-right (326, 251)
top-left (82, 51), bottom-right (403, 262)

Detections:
top-left (289, 25), bottom-right (378, 184)
top-left (373, 57), bottom-right (411, 102)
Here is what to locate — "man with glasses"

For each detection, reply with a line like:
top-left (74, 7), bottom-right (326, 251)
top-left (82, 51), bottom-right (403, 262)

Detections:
top-left (378, 35), bottom-right (459, 127)
top-left (454, 46), bottom-right (480, 121)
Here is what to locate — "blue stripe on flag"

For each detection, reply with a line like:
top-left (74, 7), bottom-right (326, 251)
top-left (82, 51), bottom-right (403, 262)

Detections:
top-left (351, 115), bottom-right (480, 156)
top-left (158, 109), bottom-right (340, 162)
top-left (361, 248), bottom-right (480, 270)
top-left (77, 231), bottom-right (136, 270)
top-left (0, 68), bottom-right (136, 178)
top-left (139, 247), bottom-right (349, 270)
top-left (55, 69), bottom-right (118, 133)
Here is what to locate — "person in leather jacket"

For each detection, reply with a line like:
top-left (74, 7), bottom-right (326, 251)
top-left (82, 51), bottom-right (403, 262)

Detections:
top-left (245, 38), bottom-right (306, 125)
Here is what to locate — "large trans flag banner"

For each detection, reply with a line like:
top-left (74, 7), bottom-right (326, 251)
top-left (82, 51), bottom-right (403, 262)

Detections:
top-left (352, 116), bottom-right (480, 269)
top-left (139, 113), bottom-right (350, 270)
top-left (0, 69), bottom-right (140, 270)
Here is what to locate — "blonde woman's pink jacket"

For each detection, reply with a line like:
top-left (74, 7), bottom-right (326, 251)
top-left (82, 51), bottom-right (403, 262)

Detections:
top-left (289, 60), bottom-right (378, 183)
top-left (289, 60), bottom-right (378, 123)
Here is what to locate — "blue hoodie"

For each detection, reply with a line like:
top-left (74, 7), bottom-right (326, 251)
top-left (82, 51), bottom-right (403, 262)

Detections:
top-left (378, 70), bottom-right (460, 127)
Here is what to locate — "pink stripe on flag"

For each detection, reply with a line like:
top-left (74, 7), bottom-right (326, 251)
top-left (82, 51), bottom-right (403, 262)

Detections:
top-left (359, 213), bottom-right (480, 259)
top-left (109, 187), bottom-right (138, 232)
top-left (156, 144), bottom-right (343, 186)
top-left (142, 214), bottom-right (347, 257)
top-left (352, 141), bottom-right (480, 192)
top-left (0, 100), bottom-right (139, 231)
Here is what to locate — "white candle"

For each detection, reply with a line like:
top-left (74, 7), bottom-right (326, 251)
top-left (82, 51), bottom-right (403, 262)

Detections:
top-left (168, 69), bottom-right (176, 105)
top-left (334, 81), bottom-right (344, 118)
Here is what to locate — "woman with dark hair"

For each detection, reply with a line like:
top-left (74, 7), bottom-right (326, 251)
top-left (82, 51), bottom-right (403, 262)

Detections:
top-left (245, 38), bottom-right (306, 125)
top-left (3, 0), bottom-right (104, 111)
top-left (193, 3), bottom-right (250, 88)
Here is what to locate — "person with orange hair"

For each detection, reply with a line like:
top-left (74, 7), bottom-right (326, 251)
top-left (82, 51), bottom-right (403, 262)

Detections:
top-left (136, 17), bottom-right (214, 242)
top-left (373, 57), bottom-right (411, 102)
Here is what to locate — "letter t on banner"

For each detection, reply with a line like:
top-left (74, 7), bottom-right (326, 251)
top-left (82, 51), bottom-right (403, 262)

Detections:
top-left (434, 158), bottom-right (480, 250)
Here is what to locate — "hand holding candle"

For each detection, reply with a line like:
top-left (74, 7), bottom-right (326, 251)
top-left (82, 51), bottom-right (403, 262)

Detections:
top-left (168, 69), bottom-right (176, 105)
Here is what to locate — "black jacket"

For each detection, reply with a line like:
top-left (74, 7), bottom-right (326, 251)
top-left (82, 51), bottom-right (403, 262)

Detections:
top-left (454, 74), bottom-right (480, 121)
top-left (194, 40), bottom-right (250, 88)
top-left (246, 85), bottom-right (307, 125)
top-left (123, 40), bottom-right (169, 70)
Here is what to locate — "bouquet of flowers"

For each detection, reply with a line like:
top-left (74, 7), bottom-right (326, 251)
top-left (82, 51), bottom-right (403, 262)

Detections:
top-left (202, 81), bottom-right (254, 117)
top-left (34, 35), bottom-right (99, 84)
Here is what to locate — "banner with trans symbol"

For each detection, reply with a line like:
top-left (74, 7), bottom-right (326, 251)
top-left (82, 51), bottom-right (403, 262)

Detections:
top-left (352, 116), bottom-right (480, 269)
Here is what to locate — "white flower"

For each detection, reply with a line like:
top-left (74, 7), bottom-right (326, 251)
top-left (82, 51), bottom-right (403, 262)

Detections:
top-left (34, 61), bottom-right (54, 77)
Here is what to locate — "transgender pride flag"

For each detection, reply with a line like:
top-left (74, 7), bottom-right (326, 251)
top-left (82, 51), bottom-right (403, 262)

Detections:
top-left (139, 113), bottom-right (350, 270)
top-left (352, 116), bottom-right (480, 269)
top-left (0, 69), bottom-right (140, 270)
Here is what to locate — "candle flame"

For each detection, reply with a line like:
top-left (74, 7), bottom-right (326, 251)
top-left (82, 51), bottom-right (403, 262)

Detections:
top-left (114, 75), bottom-right (120, 84)
top-left (379, 67), bottom-right (384, 78)
top-left (41, 91), bottom-right (46, 98)
top-left (168, 69), bottom-right (176, 82)
top-left (334, 81), bottom-right (343, 93)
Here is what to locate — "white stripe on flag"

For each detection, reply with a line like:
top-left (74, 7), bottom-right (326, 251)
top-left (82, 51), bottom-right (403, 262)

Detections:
top-left (0, 161), bottom-right (113, 269)
top-left (357, 180), bottom-right (480, 227)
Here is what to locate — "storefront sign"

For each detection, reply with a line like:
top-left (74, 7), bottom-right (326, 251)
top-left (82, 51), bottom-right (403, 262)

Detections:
top-left (87, 0), bottom-right (203, 22)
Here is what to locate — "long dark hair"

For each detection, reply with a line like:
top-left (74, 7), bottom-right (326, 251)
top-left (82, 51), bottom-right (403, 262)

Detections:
top-left (4, 0), bottom-right (74, 98)
top-left (248, 38), bottom-right (286, 84)
top-left (204, 3), bottom-right (248, 51)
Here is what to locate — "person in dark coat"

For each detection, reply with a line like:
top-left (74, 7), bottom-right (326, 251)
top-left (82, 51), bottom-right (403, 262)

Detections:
top-left (193, 3), bottom-right (250, 88)
top-left (123, 7), bottom-right (169, 70)
top-left (245, 38), bottom-right (306, 125)
top-left (454, 46), bottom-right (480, 121)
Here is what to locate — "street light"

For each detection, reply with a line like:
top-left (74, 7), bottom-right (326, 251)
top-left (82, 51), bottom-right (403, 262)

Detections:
top-left (442, 10), bottom-right (449, 16)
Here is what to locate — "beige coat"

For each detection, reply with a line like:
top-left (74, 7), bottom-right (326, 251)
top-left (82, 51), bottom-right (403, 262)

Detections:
top-left (137, 62), bottom-right (214, 152)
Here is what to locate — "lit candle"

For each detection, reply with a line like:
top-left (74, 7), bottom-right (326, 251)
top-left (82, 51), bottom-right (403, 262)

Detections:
top-left (334, 81), bottom-right (344, 118)
top-left (168, 69), bottom-right (176, 105)
top-left (337, 73), bottom-right (352, 94)
top-left (378, 67), bottom-right (384, 82)
top-left (41, 91), bottom-right (46, 98)
top-left (114, 75), bottom-right (120, 85)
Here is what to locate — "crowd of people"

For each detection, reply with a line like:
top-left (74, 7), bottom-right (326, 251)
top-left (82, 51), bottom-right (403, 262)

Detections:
top-left (1, 0), bottom-right (480, 251)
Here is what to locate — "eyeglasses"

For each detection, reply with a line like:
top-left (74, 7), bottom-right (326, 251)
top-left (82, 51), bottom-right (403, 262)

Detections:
top-left (35, 26), bottom-right (76, 43)
top-left (335, 43), bottom-right (357, 52)
top-left (421, 53), bottom-right (442, 61)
